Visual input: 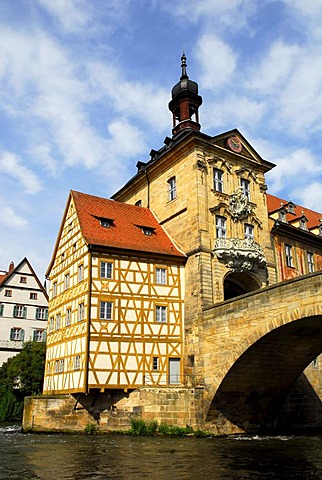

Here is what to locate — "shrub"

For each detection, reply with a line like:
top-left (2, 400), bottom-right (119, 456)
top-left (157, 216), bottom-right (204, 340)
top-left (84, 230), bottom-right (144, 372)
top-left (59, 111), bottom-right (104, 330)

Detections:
top-left (84, 423), bottom-right (98, 435)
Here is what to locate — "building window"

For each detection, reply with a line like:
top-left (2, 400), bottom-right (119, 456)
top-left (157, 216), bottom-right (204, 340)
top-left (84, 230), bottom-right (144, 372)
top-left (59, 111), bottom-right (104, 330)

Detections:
top-left (13, 305), bottom-right (26, 318)
top-left (35, 307), bottom-right (48, 320)
top-left (0, 304), bottom-right (3, 316)
top-left (153, 357), bottom-right (159, 371)
top-left (59, 359), bottom-right (64, 373)
top-left (55, 313), bottom-right (61, 330)
top-left (64, 273), bottom-right (70, 290)
top-left (55, 360), bottom-right (59, 373)
top-left (213, 168), bottom-right (224, 193)
top-left (49, 317), bottom-right (54, 333)
top-left (66, 308), bottom-right (71, 326)
top-left (216, 216), bottom-right (226, 238)
top-left (100, 301), bottom-right (112, 320)
top-left (168, 176), bottom-right (176, 202)
top-left (74, 355), bottom-right (81, 370)
top-left (100, 261), bottom-right (113, 279)
top-left (241, 178), bottom-right (250, 200)
top-left (30, 292), bottom-right (37, 300)
top-left (4, 290), bottom-right (12, 297)
top-left (10, 328), bottom-right (24, 341)
top-left (52, 282), bottom-right (57, 297)
top-left (307, 252), bottom-right (314, 273)
top-left (20, 276), bottom-right (27, 284)
top-left (78, 303), bottom-right (85, 322)
top-left (135, 200), bottom-right (142, 207)
top-left (77, 264), bottom-right (84, 282)
top-left (100, 218), bottom-right (112, 228)
top-left (285, 244), bottom-right (293, 267)
top-left (33, 329), bottom-right (46, 342)
top-left (156, 268), bottom-right (167, 285)
top-left (156, 305), bottom-right (167, 323)
top-left (244, 224), bottom-right (254, 240)
top-left (142, 227), bottom-right (153, 236)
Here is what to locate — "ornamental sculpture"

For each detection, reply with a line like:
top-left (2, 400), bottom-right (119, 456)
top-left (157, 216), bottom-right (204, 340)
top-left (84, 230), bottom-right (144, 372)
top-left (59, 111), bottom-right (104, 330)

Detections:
top-left (229, 187), bottom-right (252, 221)
top-left (214, 238), bottom-right (266, 272)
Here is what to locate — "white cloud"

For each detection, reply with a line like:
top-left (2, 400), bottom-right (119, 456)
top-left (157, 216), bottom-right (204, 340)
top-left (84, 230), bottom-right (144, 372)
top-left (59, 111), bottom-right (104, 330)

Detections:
top-left (35, 0), bottom-right (92, 32)
top-left (0, 152), bottom-right (42, 194)
top-left (297, 181), bottom-right (322, 212)
top-left (0, 202), bottom-right (28, 229)
top-left (195, 35), bottom-right (237, 89)
top-left (266, 148), bottom-right (322, 194)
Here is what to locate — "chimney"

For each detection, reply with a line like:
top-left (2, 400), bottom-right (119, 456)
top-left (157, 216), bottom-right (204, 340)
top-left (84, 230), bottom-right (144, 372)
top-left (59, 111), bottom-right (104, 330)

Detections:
top-left (8, 262), bottom-right (14, 273)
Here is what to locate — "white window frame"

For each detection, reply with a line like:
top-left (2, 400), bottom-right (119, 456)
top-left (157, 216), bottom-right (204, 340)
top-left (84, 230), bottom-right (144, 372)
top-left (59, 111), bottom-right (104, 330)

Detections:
top-left (241, 178), bottom-right (250, 201)
top-left (156, 267), bottom-right (167, 284)
top-left (20, 276), bottom-right (27, 284)
top-left (168, 176), bottom-right (177, 202)
top-left (74, 355), bottom-right (81, 370)
top-left (77, 264), bottom-right (84, 282)
top-left (78, 303), bottom-right (85, 322)
top-left (34, 329), bottom-right (45, 342)
top-left (307, 252), bottom-right (314, 273)
top-left (216, 216), bottom-right (226, 238)
top-left (55, 313), bottom-right (61, 330)
top-left (52, 282), bottom-right (57, 297)
top-left (5, 290), bottom-right (12, 297)
top-left (156, 305), bottom-right (167, 323)
top-left (13, 305), bottom-right (26, 318)
top-left (100, 261), bottom-right (113, 279)
top-left (36, 307), bottom-right (48, 320)
top-left (64, 273), bottom-right (70, 290)
top-left (285, 244), bottom-right (293, 267)
top-left (213, 168), bottom-right (224, 193)
top-left (244, 224), bottom-right (254, 240)
top-left (66, 308), bottom-right (71, 326)
top-left (10, 327), bottom-right (24, 341)
top-left (100, 301), bottom-right (113, 320)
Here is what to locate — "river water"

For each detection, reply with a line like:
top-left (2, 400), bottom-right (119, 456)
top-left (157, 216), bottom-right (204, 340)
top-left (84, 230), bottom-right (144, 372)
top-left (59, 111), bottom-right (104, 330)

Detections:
top-left (2, 424), bottom-right (322, 479)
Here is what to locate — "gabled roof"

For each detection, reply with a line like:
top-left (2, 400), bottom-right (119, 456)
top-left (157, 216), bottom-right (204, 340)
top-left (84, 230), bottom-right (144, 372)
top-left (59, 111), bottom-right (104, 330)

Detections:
top-left (267, 194), bottom-right (322, 230)
top-left (0, 257), bottom-right (48, 299)
top-left (47, 191), bottom-right (186, 276)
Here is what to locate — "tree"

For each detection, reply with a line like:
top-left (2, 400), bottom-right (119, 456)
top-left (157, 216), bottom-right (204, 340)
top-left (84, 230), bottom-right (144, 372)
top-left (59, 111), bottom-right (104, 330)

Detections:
top-left (0, 341), bottom-right (46, 421)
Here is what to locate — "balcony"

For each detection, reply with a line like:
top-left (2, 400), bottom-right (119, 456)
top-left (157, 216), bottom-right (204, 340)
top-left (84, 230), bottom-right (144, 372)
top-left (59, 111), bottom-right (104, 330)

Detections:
top-left (214, 238), bottom-right (266, 272)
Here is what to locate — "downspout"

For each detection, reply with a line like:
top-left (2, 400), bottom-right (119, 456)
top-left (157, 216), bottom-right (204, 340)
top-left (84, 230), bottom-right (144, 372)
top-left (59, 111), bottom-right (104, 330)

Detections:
top-left (144, 168), bottom-right (150, 209)
top-left (84, 244), bottom-right (93, 394)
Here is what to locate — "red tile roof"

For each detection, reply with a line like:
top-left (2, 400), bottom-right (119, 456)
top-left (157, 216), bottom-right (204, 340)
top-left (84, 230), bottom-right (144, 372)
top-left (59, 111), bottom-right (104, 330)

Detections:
top-left (71, 191), bottom-right (185, 258)
top-left (267, 194), bottom-right (322, 229)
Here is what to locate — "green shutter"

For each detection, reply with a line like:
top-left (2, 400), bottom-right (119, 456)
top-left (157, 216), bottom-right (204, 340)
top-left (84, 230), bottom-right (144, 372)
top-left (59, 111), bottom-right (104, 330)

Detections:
top-left (21, 329), bottom-right (25, 341)
top-left (35, 307), bottom-right (39, 320)
top-left (0, 304), bottom-right (3, 316)
top-left (45, 308), bottom-right (48, 320)
top-left (33, 330), bottom-right (37, 341)
top-left (43, 331), bottom-right (47, 342)
top-left (23, 307), bottom-right (27, 318)
top-left (10, 328), bottom-right (14, 340)
top-left (13, 305), bottom-right (17, 317)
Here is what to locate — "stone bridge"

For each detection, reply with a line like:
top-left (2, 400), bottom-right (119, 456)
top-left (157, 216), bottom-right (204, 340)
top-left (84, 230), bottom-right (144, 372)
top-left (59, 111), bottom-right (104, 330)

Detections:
top-left (200, 271), bottom-right (322, 434)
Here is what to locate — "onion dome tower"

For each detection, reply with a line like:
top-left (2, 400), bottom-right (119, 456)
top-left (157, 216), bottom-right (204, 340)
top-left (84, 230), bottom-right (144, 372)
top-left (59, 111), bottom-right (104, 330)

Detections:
top-left (168, 52), bottom-right (203, 136)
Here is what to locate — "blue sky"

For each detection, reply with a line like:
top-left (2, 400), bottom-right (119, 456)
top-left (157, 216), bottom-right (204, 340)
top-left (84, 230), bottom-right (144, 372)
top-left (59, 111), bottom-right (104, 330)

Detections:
top-left (1, 0), bottom-right (322, 280)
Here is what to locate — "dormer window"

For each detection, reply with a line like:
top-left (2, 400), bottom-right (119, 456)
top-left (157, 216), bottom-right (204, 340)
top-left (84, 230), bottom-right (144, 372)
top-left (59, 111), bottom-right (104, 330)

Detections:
top-left (142, 227), bottom-right (154, 236)
top-left (99, 218), bottom-right (113, 228)
top-left (287, 202), bottom-right (296, 214)
top-left (135, 200), bottom-right (142, 207)
top-left (278, 207), bottom-right (288, 223)
top-left (299, 216), bottom-right (308, 230)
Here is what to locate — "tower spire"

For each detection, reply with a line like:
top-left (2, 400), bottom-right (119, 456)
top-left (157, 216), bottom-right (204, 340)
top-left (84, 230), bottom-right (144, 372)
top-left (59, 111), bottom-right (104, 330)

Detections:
top-left (168, 53), bottom-right (203, 136)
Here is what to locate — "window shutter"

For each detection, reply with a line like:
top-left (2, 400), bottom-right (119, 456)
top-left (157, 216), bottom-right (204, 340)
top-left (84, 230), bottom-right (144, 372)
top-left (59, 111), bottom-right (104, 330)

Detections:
top-left (23, 307), bottom-right (27, 318)
top-left (13, 305), bottom-right (17, 317)
top-left (45, 309), bottom-right (48, 320)
top-left (0, 304), bottom-right (3, 316)
top-left (33, 330), bottom-right (37, 341)
top-left (35, 307), bottom-right (39, 320)
top-left (21, 329), bottom-right (25, 341)
top-left (43, 331), bottom-right (47, 342)
top-left (10, 328), bottom-right (14, 340)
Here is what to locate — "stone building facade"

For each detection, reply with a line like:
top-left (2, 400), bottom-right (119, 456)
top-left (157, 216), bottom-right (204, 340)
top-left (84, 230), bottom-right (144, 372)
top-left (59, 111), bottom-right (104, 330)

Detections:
top-left (23, 54), bottom-right (322, 434)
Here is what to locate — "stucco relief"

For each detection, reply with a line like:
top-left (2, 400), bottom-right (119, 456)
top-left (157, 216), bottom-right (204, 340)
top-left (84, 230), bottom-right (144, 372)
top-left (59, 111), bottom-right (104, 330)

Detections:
top-left (214, 238), bottom-right (266, 272)
top-left (229, 188), bottom-right (252, 221)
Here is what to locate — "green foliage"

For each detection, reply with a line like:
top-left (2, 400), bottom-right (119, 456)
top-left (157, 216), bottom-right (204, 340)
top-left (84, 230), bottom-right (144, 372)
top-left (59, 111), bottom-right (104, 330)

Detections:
top-left (84, 423), bottom-right (98, 435)
top-left (129, 419), bottom-right (210, 437)
top-left (0, 341), bottom-right (46, 421)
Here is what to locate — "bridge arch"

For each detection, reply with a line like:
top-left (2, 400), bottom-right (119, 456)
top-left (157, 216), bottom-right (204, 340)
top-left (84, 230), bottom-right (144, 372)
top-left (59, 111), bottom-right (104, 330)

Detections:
top-left (201, 272), bottom-right (322, 433)
top-left (223, 271), bottom-right (261, 300)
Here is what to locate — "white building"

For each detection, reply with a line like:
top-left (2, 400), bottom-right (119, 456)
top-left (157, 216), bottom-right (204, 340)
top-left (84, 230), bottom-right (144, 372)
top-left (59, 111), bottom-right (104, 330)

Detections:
top-left (0, 258), bottom-right (48, 366)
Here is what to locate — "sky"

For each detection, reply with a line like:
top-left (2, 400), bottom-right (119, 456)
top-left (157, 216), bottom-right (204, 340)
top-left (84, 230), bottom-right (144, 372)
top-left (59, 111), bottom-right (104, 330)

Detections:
top-left (1, 0), bottom-right (322, 281)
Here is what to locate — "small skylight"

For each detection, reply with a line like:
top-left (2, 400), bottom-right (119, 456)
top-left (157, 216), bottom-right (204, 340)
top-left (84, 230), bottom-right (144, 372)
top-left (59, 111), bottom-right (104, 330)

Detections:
top-left (99, 218), bottom-right (114, 228)
top-left (141, 226), bottom-right (154, 236)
